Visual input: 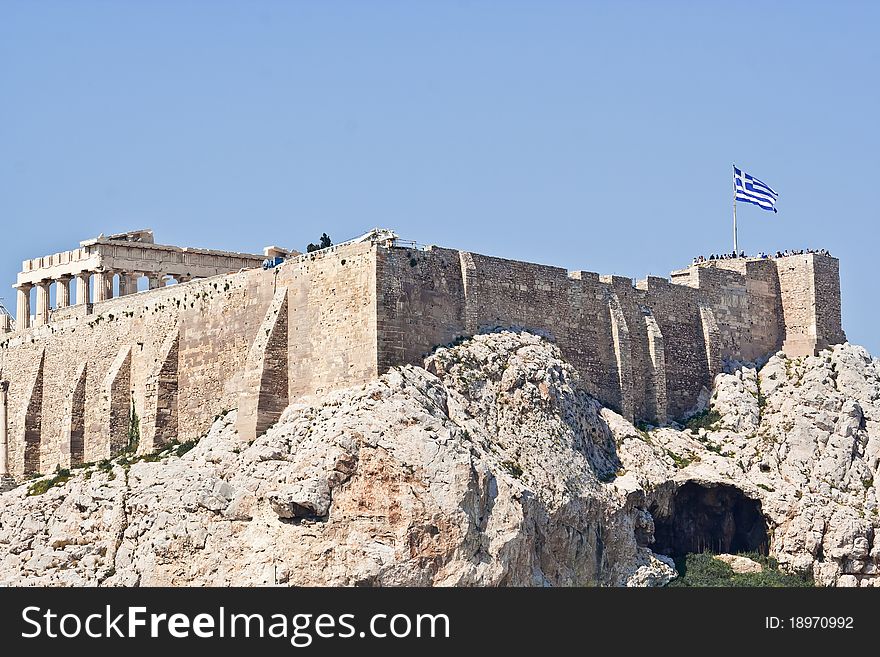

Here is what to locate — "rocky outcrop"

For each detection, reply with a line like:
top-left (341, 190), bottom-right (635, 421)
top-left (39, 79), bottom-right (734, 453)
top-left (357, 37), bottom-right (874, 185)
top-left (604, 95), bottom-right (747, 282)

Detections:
top-left (1, 331), bottom-right (878, 587)
top-left (0, 332), bottom-right (672, 586)
top-left (714, 553), bottom-right (763, 574)
top-left (613, 342), bottom-right (880, 586)
top-left (737, 345), bottom-right (880, 586)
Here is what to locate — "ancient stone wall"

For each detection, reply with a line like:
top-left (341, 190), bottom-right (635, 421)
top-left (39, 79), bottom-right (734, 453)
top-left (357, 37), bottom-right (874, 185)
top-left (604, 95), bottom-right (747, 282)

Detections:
top-left (775, 253), bottom-right (845, 357)
top-left (0, 268), bottom-right (269, 477)
top-left (375, 246), bottom-right (465, 373)
top-left (281, 241), bottom-right (379, 400)
top-left (0, 237), bottom-right (847, 479)
top-left (812, 255), bottom-right (845, 351)
top-left (174, 271), bottom-right (276, 441)
top-left (374, 245), bottom-right (846, 424)
top-left (374, 246), bottom-right (705, 422)
top-left (637, 276), bottom-right (712, 420)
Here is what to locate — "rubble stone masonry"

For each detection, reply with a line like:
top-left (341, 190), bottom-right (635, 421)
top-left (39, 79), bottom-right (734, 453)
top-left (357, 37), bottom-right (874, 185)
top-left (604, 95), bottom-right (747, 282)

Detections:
top-left (0, 235), bottom-right (845, 479)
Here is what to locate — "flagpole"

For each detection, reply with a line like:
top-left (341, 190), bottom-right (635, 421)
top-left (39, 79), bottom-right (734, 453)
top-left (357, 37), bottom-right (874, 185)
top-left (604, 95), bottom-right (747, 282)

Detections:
top-left (732, 165), bottom-right (738, 254)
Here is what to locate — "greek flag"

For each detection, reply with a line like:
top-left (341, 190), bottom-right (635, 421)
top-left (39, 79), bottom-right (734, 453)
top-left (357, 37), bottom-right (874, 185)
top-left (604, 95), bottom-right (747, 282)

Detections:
top-left (734, 166), bottom-right (778, 213)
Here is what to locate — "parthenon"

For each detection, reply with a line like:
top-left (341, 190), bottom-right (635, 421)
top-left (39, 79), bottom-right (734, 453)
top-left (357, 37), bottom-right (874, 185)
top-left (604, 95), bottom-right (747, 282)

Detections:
top-left (9, 229), bottom-right (275, 331)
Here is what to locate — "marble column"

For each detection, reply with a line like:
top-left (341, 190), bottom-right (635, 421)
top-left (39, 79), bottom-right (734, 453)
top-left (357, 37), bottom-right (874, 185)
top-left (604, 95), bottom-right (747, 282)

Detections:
top-left (0, 313), bottom-right (11, 333)
top-left (105, 271), bottom-right (117, 299)
top-left (105, 271), bottom-right (117, 301)
top-left (94, 271), bottom-right (113, 302)
top-left (34, 280), bottom-right (51, 326)
top-left (15, 283), bottom-right (32, 332)
top-left (56, 275), bottom-right (72, 308)
top-left (76, 272), bottom-right (91, 306)
top-left (147, 274), bottom-right (162, 290)
top-left (0, 380), bottom-right (8, 477)
top-left (93, 273), bottom-right (106, 302)
top-left (118, 272), bottom-right (139, 296)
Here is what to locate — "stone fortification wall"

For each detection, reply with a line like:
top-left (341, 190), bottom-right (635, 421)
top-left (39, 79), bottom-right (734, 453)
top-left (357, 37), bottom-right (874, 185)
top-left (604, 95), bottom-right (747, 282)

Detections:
top-left (0, 268), bottom-right (276, 478)
top-left (282, 241), bottom-right (379, 400)
top-left (774, 254), bottom-right (845, 357)
top-left (0, 237), bottom-right (845, 479)
top-left (0, 243), bottom-right (379, 479)
top-left (375, 246), bottom-right (845, 425)
top-left (375, 246), bottom-right (713, 422)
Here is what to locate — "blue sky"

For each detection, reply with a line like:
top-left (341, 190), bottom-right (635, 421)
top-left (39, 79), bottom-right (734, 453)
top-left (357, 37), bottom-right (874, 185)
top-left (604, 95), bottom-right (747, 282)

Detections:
top-left (1, 1), bottom-right (877, 353)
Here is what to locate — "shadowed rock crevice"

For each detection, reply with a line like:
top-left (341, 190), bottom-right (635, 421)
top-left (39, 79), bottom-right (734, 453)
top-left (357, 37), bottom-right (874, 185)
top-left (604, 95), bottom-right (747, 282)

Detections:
top-left (650, 482), bottom-right (769, 559)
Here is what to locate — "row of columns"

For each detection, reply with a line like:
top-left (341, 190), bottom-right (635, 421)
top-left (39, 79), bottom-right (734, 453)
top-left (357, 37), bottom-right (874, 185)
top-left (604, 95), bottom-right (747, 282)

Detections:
top-left (12, 271), bottom-right (193, 332)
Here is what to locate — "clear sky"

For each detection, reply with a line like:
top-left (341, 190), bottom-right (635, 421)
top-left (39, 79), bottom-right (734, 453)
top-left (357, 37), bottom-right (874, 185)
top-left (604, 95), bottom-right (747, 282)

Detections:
top-left (1, 1), bottom-right (877, 353)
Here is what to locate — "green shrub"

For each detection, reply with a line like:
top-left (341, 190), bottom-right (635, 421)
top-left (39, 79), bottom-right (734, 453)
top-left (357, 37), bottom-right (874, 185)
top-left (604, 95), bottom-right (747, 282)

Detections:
top-left (665, 448), bottom-right (696, 469)
top-left (667, 552), bottom-right (813, 587)
top-left (683, 409), bottom-right (722, 432)
top-left (635, 421), bottom-right (653, 440)
top-left (307, 233), bottom-right (333, 252)
top-left (501, 460), bottom-right (523, 478)
top-left (756, 381), bottom-right (767, 411)
top-left (28, 468), bottom-right (71, 496)
top-left (174, 440), bottom-right (198, 457)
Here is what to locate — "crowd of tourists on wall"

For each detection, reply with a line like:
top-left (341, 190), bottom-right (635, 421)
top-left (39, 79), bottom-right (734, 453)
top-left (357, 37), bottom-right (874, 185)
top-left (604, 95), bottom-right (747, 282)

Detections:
top-left (692, 248), bottom-right (832, 265)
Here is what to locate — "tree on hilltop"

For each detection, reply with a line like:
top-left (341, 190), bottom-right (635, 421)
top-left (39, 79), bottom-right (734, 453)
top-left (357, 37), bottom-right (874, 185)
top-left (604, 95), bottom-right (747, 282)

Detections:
top-left (306, 233), bottom-right (333, 253)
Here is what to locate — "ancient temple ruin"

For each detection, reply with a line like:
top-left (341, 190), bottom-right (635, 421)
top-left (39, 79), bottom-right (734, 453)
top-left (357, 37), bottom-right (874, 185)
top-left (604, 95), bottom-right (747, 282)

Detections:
top-left (11, 229), bottom-right (272, 331)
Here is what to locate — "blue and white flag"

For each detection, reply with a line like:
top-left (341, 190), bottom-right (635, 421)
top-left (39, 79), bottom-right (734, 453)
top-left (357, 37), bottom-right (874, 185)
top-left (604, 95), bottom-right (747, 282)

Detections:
top-left (734, 166), bottom-right (778, 213)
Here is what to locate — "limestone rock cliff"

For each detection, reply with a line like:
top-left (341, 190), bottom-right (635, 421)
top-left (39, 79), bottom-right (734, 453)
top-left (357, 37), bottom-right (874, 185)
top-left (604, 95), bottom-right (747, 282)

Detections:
top-left (1, 331), bottom-right (878, 586)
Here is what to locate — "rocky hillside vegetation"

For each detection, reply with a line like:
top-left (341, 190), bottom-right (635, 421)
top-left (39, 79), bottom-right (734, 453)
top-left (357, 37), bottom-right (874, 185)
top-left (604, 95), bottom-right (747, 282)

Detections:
top-left (1, 331), bottom-right (877, 586)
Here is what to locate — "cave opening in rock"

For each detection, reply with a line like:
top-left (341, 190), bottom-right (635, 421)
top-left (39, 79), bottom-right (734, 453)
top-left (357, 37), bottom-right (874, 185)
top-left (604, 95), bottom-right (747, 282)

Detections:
top-left (650, 482), bottom-right (769, 559)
